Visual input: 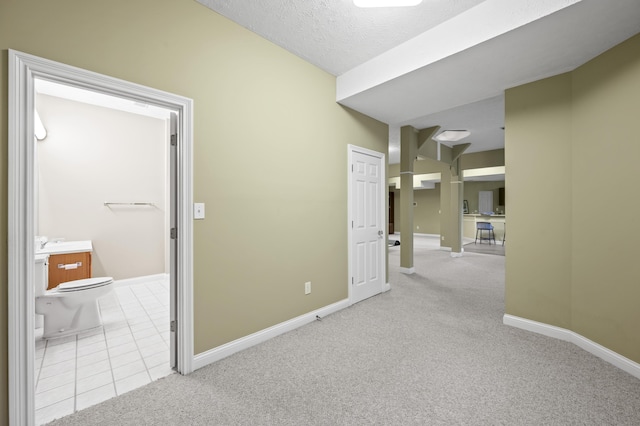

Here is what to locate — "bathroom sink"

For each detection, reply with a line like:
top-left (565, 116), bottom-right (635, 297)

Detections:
top-left (36, 240), bottom-right (93, 255)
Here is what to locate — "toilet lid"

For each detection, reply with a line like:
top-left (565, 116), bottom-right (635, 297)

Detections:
top-left (57, 277), bottom-right (113, 292)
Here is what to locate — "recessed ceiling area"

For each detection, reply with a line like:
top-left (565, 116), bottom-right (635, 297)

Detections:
top-left (195, 0), bottom-right (640, 163)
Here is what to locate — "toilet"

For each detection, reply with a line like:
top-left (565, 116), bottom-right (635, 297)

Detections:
top-left (35, 272), bottom-right (114, 339)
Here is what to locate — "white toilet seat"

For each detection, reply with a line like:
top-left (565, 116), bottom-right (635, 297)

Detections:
top-left (36, 276), bottom-right (114, 339)
top-left (57, 277), bottom-right (113, 293)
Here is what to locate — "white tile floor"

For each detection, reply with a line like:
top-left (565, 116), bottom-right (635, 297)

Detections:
top-left (34, 276), bottom-right (174, 425)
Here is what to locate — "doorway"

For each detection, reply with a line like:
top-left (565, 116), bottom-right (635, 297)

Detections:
top-left (8, 50), bottom-right (194, 425)
top-left (348, 145), bottom-right (387, 305)
top-left (33, 79), bottom-right (172, 422)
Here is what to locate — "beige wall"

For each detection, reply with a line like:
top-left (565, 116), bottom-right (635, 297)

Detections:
top-left (505, 73), bottom-right (573, 329)
top-left (460, 149), bottom-right (505, 170)
top-left (505, 33), bottom-right (640, 363)
top-left (392, 185), bottom-right (441, 234)
top-left (571, 33), bottom-right (640, 361)
top-left (0, 0), bottom-right (388, 422)
top-left (37, 94), bottom-right (167, 280)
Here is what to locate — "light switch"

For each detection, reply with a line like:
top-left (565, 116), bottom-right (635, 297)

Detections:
top-left (194, 203), bottom-right (205, 220)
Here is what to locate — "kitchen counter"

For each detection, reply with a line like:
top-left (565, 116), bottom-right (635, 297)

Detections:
top-left (463, 215), bottom-right (505, 241)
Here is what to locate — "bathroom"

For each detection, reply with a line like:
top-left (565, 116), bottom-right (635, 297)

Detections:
top-left (33, 79), bottom-right (175, 424)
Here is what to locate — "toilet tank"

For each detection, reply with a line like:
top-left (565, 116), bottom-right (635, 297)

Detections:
top-left (35, 254), bottom-right (49, 296)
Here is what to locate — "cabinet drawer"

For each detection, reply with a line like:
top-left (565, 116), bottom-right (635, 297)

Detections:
top-left (48, 252), bottom-right (92, 290)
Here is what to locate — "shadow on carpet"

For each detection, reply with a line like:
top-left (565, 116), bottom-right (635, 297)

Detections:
top-left (463, 241), bottom-right (505, 256)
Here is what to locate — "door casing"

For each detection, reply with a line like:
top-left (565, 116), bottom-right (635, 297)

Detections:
top-left (7, 50), bottom-right (194, 426)
top-left (347, 144), bottom-right (388, 305)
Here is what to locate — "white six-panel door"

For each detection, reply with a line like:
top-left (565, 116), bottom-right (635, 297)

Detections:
top-left (349, 147), bottom-right (385, 304)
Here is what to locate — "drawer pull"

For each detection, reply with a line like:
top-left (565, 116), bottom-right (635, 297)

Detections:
top-left (58, 262), bottom-right (82, 270)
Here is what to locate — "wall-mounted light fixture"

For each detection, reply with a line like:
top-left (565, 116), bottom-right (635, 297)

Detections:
top-left (435, 130), bottom-right (470, 142)
top-left (354, 0), bottom-right (422, 7)
top-left (34, 110), bottom-right (47, 141)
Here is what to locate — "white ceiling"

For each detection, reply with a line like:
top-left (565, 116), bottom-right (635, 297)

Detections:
top-left (196, 0), bottom-right (487, 76)
top-left (196, 0), bottom-right (640, 163)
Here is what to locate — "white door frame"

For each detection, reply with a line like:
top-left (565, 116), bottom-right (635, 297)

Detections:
top-left (8, 50), bottom-right (194, 425)
top-left (347, 144), bottom-right (387, 305)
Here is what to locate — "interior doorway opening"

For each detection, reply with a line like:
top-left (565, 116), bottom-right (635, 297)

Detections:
top-left (32, 78), bottom-right (175, 423)
top-left (8, 50), bottom-right (194, 426)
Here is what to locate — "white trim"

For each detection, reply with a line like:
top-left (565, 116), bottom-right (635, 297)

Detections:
top-left (383, 282), bottom-right (391, 292)
top-left (8, 48), bottom-right (35, 426)
top-left (193, 299), bottom-right (350, 370)
top-left (503, 314), bottom-right (640, 380)
top-left (347, 145), bottom-right (387, 306)
top-left (450, 251), bottom-right (464, 258)
top-left (8, 50), bottom-right (194, 425)
top-left (113, 273), bottom-right (170, 288)
top-left (399, 267), bottom-right (415, 274)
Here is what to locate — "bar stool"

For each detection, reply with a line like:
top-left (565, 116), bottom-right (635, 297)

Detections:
top-left (475, 222), bottom-right (495, 244)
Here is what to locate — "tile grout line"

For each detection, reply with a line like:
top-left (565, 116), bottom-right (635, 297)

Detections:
top-left (129, 281), bottom-right (168, 378)
top-left (73, 333), bottom-right (78, 414)
top-left (34, 339), bottom-right (45, 395)
top-left (125, 286), bottom-right (155, 382)
top-left (93, 299), bottom-right (115, 407)
top-left (34, 336), bottom-right (77, 424)
top-left (110, 289), bottom-right (134, 396)
top-left (114, 287), bottom-right (153, 392)
top-left (103, 293), bottom-right (130, 394)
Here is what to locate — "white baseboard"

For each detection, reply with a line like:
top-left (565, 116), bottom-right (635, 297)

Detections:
top-left (193, 299), bottom-right (350, 371)
top-left (450, 251), bottom-right (463, 258)
top-left (399, 267), bottom-right (415, 274)
top-left (113, 273), bottom-right (169, 287)
top-left (503, 314), bottom-right (640, 380)
top-left (383, 282), bottom-right (391, 292)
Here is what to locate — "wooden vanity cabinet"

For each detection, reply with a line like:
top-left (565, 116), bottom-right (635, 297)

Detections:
top-left (47, 252), bottom-right (92, 289)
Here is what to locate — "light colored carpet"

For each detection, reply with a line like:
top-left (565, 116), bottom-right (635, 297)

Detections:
top-left (462, 240), bottom-right (505, 256)
top-left (49, 235), bottom-right (640, 425)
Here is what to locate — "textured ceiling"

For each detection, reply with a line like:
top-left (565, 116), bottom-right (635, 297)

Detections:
top-left (195, 0), bottom-right (640, 164)
top-left (196, 0), bottom-right (486, 76)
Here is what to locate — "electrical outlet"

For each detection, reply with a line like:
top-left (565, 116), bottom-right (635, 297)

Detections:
top-left (305, 281), bottom-right (311, 295)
